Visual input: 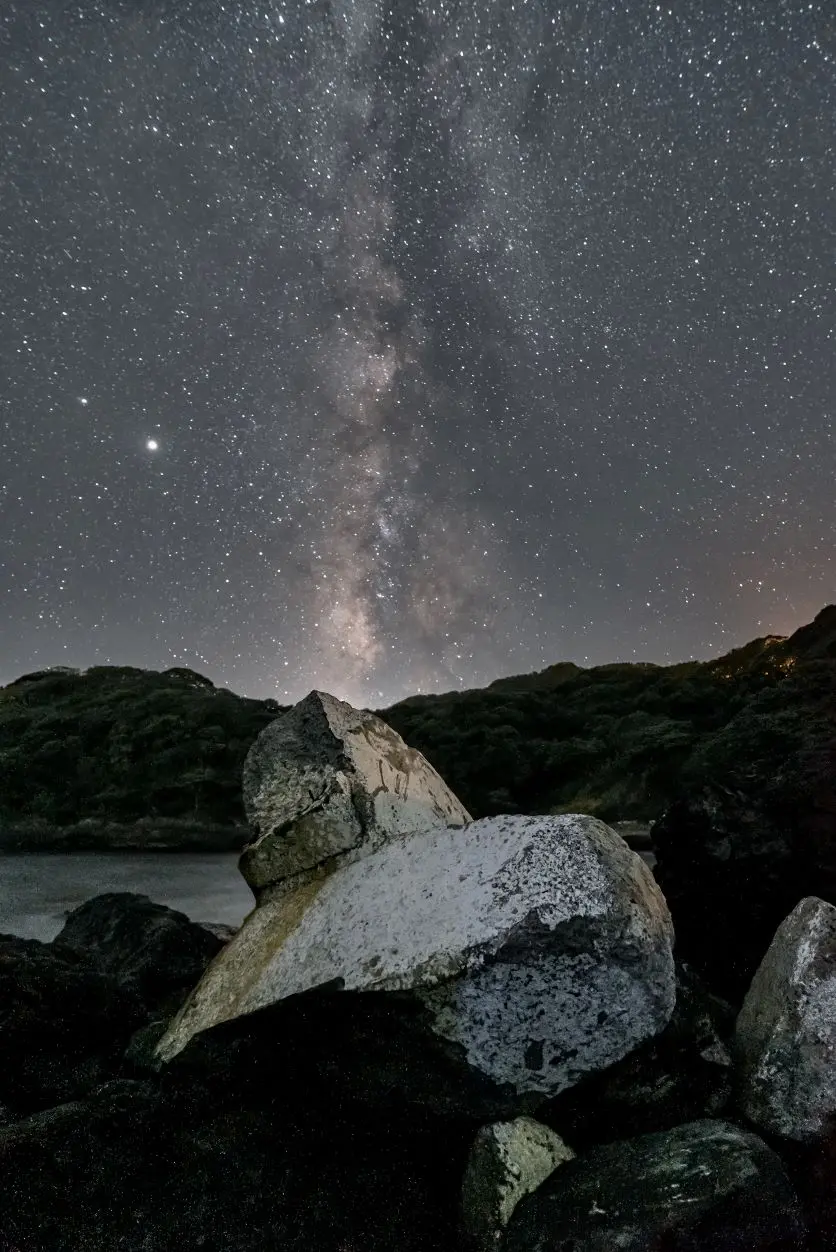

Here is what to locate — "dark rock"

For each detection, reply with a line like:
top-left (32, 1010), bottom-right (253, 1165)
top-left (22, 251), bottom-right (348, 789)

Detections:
top-left (502, 1118), bottom-right (806, 1251)
top-left (651, 660), bottom-right (836, 1001)
top-left (0, 1048), bottom-right (471, 1252)
top-left (785, 1114), bottom-right (836, 1251)
top-left (196, 921), bottom-right (239, 943)
top-left (652, 785), bottom-right (797, 1000)
top-left (124, 1018), bottom-right (170, 1072)
top-left (54, 893), bottom-right (225, 1011)
top-left (539, 963), bottom-right (735, 1149)
top-left (0, 932), bottom-right (145, 1116)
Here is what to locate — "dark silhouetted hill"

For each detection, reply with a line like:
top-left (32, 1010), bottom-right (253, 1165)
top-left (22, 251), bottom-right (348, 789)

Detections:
top-left (0, 665), bottom-right (282, 849)
top-left (382, 606), bottom-right (836, 821)
top-left (0, 606), bottom-right (833, 847)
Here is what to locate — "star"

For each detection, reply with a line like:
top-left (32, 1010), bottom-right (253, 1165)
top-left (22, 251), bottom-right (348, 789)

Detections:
top-left (0, 1), bottom-right (830, 704)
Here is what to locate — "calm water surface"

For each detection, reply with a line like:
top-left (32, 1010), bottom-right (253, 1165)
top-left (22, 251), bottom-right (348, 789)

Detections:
top-left (0, 853), bottom-right (255, 942)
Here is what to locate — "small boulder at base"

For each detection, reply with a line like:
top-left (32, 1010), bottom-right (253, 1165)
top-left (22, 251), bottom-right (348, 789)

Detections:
top-left (462, 1116), bottom-right (574, 1250)
top-left (503, 1119), bottom-right (806, 1252)
top-left (55, 893), bottom-right (228, 1011)
top-left (157, 814), bottom-right (675, 1115)
top-left (735, 895), bottom-right (836, 1142)
top-left (239, 689), bottom-right (472, 892)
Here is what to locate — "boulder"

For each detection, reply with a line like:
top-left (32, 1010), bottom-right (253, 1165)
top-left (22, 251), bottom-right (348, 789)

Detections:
top-left (157, 814), bottom-right (675, 1115)
top-left (55, 893), bottom-right (227, 1012)
top-left (197, 921), bottom-right (240, 943)
top-left (503, 1119), bottom-right (806, 1251)
top-left (735, 895), bottom-right (836, 1142)
top-left (652, 660), bottom-right (836, 1001)
top-left (540, 961), bottom-right (735, 1148)
top-left (461, 1116), bottom-right (574, 1250)
top-left (0, 932), bottom-right (145, 1116)
top-left (652, 784), bottom-right (798, 999)
top-left (0, 1067), bottom-right (470, 1252)
top-left (239, 689), bottom-right (471, 892)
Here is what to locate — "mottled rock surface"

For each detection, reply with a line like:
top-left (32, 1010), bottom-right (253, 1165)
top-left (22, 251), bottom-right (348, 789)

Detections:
top-left (461, 1116), bottom-right (574, 1249)
top-left (158, 814), bottom-right (675, 1113)
top-left (55, 892), bottom-right (227, 1010)
top-left (736, 895), bottom-right (836, 1142)
top-left (503, 1119), bottom-right (806, 1252)
top-left (240, 689), bottom-right (471, 892)
top-left (541, 961), bottom-right (735, 1148)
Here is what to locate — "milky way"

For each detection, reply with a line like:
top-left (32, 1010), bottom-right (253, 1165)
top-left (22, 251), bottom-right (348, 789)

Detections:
top-left (1, 1), bottom-right (833, 705)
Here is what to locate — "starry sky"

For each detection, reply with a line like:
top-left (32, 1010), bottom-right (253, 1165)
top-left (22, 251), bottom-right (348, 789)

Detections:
top-left (1, 1), bottom-right (833, 706)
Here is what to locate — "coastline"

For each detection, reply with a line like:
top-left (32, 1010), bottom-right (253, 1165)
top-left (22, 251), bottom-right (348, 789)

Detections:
top-left (0, 818), bottom-right (249, 854)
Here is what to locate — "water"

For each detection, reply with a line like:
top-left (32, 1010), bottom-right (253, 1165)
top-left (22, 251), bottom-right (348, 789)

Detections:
top-left (0, 853), bottom-right (255, 942)
top-left (0, 846), bottom-right (657, 944)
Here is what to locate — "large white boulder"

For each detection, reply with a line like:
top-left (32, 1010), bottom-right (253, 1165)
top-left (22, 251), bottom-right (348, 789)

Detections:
top-left (735, 895), bottom-right (836, 1141)
top-left (157, 814), bottom-right (676, 1111)
top-left (239, 690), bottom-right (471, 892)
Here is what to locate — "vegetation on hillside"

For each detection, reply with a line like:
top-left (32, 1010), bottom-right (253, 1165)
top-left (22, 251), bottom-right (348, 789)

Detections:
top-left (0, 665), bottom-right (280, 846)
top-left (0, 606), bottom-right (832, 847)
top-left (382, 636), bottom-right (816, 821)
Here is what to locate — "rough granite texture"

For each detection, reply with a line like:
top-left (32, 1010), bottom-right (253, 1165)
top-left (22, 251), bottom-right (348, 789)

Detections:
top-left (503, 1118), bottom-right (806, 1251)
top-left (735, 895), bottom-right (836, 1142)
top-left (157, 814), bottom-right (676, 1106)
top-left (461, 1116), bottom-right (574, 1249)
top-left (239, 690), bottom-right (471, 892)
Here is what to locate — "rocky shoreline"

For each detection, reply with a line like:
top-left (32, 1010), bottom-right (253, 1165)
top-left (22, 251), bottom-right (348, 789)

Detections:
top-left (1, 692), bottom-right (834, 1250)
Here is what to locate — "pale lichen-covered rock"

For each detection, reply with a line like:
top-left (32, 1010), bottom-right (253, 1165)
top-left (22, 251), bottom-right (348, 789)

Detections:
top-left (157, 814), bottom-right (675, 1112)
top-left (502, 1119), bottom-right (806, 1251)
top-left (239, 690), bottom-right (471, 892)
top-left (735, 895), bottom-right (836, 1142)
top-left (461, 1116), bottom-right (574, 1250)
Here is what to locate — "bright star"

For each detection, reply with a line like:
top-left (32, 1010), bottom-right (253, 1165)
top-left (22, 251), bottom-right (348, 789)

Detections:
top-left (146, 439), bottom-right (159, 451)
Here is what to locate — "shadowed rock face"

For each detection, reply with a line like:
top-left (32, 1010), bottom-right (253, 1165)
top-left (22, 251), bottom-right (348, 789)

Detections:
top-left (651, 658), bottom-right (836, 1002)
top-left (55, 893), bottom-right (227, 1010)
top-left (736, 896), bottom-right (836, 1143)
top-left (0, 933), bottom-right (146, 1116)
top-left (539, 961), bottom-right (736, 1149)
top-left (503, 1119), bottom-right (807, 1252)
top-left (157, 814), bottom-right (675, 1116)
top-left (0, 1074), bottom-right (472, 1252)
top-left (239, 689), bottom-right (471, 893)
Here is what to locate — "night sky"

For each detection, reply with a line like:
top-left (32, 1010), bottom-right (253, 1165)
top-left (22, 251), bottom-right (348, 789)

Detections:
top-left (1, 1), bottom-right (833, 707)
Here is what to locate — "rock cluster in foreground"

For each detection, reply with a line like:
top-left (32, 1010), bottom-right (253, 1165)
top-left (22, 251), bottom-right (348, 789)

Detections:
top-left (1, 690), bottom-right (834, 1250)
top-left (159, 810), bottom-right (676, 1114)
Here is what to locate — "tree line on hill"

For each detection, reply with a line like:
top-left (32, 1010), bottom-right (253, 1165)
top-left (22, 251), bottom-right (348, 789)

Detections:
top-left (0, 606), bottom-right (833, 848)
